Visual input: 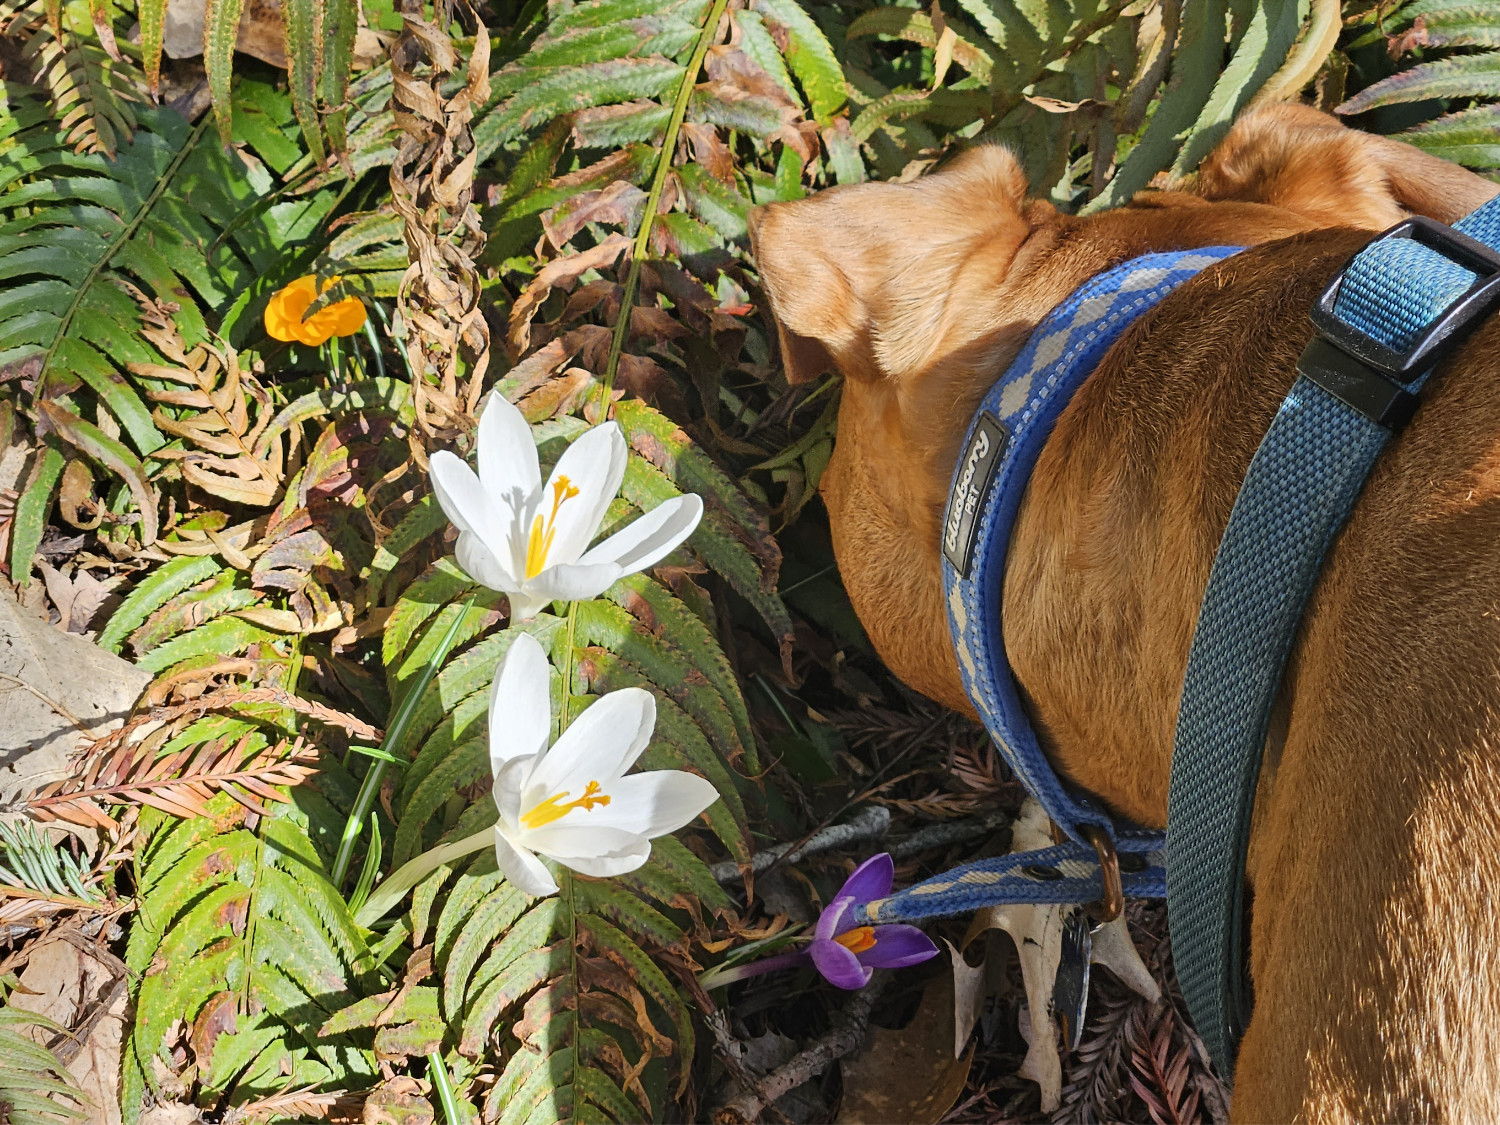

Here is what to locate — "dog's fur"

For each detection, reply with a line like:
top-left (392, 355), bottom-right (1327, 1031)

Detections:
top-left (750, 104), bottom-right (1500, 1122)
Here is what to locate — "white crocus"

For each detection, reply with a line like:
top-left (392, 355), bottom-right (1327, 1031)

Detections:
top-left (429, 395), bottom-right (704, 620)
top-left (487, 634), bottom-right (719, 897)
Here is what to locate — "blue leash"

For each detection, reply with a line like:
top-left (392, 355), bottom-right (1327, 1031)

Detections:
top-left (1170, 198), bottom-right (1500, 1070)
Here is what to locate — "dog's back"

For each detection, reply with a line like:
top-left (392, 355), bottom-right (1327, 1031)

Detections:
top-left (1016, 230), bottom-right (1500, 1121)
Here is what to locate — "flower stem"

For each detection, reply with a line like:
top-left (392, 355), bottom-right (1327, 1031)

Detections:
top-left (598, 0), bottom-right (730, 411)
top-left (333, 592), bottom-right (478, 889)
top-left (698, 947), bottom-right (811, 991)
top-left (558, 600), bottom-right (579, 729)
top-left (427, 1050), bottom-right (462, 1123)
top-left (354, 827), bottom-right (491, 928)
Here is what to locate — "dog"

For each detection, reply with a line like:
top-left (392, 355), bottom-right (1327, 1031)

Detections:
top-left (749, 104), bottom-right (1500, 1122)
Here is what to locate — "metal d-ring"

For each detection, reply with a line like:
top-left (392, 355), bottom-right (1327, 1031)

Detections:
top-left (1080, 825), bottom-right (1123, 925)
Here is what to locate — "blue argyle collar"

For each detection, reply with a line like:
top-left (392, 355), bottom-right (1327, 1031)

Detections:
top-left (943, 247), bottom-right (1244, 845)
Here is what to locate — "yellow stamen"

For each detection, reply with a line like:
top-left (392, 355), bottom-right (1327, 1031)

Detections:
top-left (834, 926), bottom-right (877, 955)
top-left (525, 475), bottom-right (582, 579)
top-left (520, 779), bottom-right (611, 830)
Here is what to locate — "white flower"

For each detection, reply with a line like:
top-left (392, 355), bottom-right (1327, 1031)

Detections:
top-left (487, 633), bottom-right (719, 897)
top-left (429, 395), bottom-right (704, 620)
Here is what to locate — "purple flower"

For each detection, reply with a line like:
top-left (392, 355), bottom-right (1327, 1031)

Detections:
top-left (700, 854), bottom-right (939, 991)
top-left (808, 854), bottom-right (939, 988)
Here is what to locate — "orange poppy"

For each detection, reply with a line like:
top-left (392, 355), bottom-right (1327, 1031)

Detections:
top-left (263, 275), bottom-right (367, 347)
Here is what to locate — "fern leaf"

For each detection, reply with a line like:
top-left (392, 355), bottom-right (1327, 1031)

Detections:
top-left (127, 794), bottom-right (378, 1119)
top-left (751, 0), bottom-right (846, 124)
top-left (27, 732), bottom-right (318, 829)
top-left (1087, 0), bottom-right (1229, 210)
top-left (1172, 0), bottom-right (1304, 175)
top-left (1338, 51), bottom-right (1500, 112)
top-left (476, 59), bottom-right (686, 162)
top-left (98, 554), bottom-right (221, 652)
top-left (1399, 102), bottom-right (1500, 167)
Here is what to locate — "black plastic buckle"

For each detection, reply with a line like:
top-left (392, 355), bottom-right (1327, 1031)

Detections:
top-left (1300, 216), bottom-right (1500, 428)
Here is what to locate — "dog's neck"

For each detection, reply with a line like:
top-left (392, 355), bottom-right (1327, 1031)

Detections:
top-left (823, 202), bottom-right (1320, 818)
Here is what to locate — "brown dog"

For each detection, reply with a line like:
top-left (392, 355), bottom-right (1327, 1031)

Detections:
top-left (750, 104), bottom-right (1500, 1122)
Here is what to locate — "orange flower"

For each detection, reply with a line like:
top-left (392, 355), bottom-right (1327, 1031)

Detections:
top-left (263, 275), bottom-right (367, 346)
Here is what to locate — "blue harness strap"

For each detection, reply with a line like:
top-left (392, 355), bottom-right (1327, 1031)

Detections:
top-left (1170, 196), bottom-right (1500, 1071)
top-left (853, 247), bottom-right (1243, 928)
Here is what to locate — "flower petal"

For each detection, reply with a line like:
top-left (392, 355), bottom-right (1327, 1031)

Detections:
top-left (524, 688), bottom-right (655, 799)
top-left (493, 826), bottom-right (558, 897)
top-left (492, 754), bottom-right (535, 829)
top-left (577, 493), bottom-right (703, 575)
top-left (506, 588), bottom-right (553, 621)
top-left (809, 938), bottom-right (872, 990)
top-left (456, 532), bottom-right (519, 593)
top-left (523, 823), bottom-right (650, 861)
top-left (430, 451), bottom-right (510, 560)
top-left (551, 838), bottom-right (652, 879)
top-left (815, 895), bottom-right (855, 943)
top-left (489, 634), bottom-right (551, 775)
top-left (476, 395), bottom-right (541, 532)
top-left (567, 770), bottom-right (717, 837)
top-left (858, 925), bottom-right (939, 970)
top-left (523, 561), bottom-right (623, 605)
top-left (264, 277), bottom-right (316, 343)
top-left (535, 422), bottom-right (626, 567)
top-left (838, 853), bottom-right (895, 908)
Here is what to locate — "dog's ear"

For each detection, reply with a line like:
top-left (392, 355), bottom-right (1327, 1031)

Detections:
top-left (749, 145), bottom-right (1034, 384)
top-left (1197, 104), bottom-right (1500, 228)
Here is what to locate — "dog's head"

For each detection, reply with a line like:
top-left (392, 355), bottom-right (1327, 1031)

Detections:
top-left (748, 146), bottom-right (1044, 396)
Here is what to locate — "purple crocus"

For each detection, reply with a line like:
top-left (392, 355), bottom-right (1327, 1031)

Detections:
top-left (700, 854), bottom-right (939, 991)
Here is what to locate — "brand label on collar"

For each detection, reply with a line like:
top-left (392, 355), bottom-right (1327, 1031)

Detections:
top-left (943, 412), bottom-right (1008, 578)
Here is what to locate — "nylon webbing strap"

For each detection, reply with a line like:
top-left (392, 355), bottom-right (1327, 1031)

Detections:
top-left (855, 834), bottom-right (1167, 926)
top-left (853, 249), bottom-right (1247, 928)
top-left (1169, 195), bottom-right (1500, 1071)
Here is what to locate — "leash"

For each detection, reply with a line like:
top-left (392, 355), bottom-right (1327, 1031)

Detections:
top-left (855, 247), bottom-right (1244, 927)
top-left (1170, 197), bottom-right (1500, 1070)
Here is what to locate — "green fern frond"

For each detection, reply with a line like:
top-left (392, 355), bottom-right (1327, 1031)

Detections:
top-left (0, 991), bottom-right (88, 1125)
top-left (124, 795), bottom-right (379, 1124)
top-left (0, 88), bottom-right (343, 576)
top-left (0, 818), bottom-right (103, 901)
top-left (1338, 0), bottom-right (1500, 171)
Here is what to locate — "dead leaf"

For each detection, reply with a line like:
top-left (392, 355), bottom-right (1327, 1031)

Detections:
top-left (704, 46), bottom-right (800, 112)
top-left (508, 234), bottom-right (632, 358)
top-left (836, 973), bottom-right (973, 1125)
top-left (543, 180), bottom-right (648, 250)
top-left (0, 588), bottom-right (150, 806)
top-left (679, 121), bottom-right (735, 183)
top-left (12, 936), bottom-right (127, 1125)
top-left (139, 1105), bottom-right (204, 1125)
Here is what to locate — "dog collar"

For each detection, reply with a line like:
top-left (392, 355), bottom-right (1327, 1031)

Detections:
top-left (855, 246), bottom-right (1242, 927)
top-left (944, 247), bottom-right (1244, 843)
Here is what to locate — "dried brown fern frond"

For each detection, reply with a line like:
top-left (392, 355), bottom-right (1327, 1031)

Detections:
top-left (1126, 1003), bottom-right (1203, 1125)
top-left (132, 295), bottom-right (286, 509)
top-left (27, 729), bottom-right (317, 828)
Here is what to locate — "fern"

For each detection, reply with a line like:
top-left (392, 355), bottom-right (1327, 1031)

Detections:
top-left (0, 818), bottom-right (103, 902)
top-left (1338, 0), bottom-right (1500, 170)
top-left (0, 84), bottom-right (343, 577)
top-left (0, 992), bottom-right (87, 1124)
top-left (123, 793), bottom-right (379, 1123)
top-left (0, 0), bottom-right (142, 156)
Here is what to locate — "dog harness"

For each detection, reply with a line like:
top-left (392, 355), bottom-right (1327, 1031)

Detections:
top-left (854, 196), bottom-right (1500, 1075)
top-left (1171, 197), bottom-right (1500, 1068)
